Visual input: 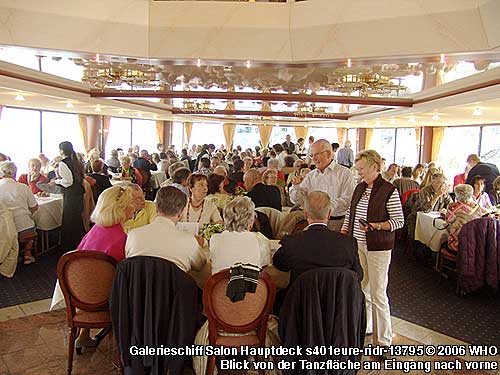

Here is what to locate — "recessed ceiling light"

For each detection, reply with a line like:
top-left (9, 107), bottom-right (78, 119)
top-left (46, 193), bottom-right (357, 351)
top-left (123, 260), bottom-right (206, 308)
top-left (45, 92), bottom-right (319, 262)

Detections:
top-left (408, 117), bottom-right (416, 123)
top-left (196, 59), bottom-right (201, 68)
top-left (432, 113), bottom-right (440, 121)
top-left (118, 109), bottom-right (125, 115)
top-left (375, 121), bottom-right (381, 126)
top-left (15, 94), bottom-right (25, 101)
top-left (472, 107), bottom-right (483, 116)
top-left (137, 111), bottom-right (142, 117)
top-left (246, 60), bottom-right (251, 69)
top-left (95, 105), bottom-right (101, 112)
top-left (153, 114), bottom-right (158, 119)
top-left (66, 102), bottom-right (74, 108)
top-left (390, 119), bottom-right (396, 125)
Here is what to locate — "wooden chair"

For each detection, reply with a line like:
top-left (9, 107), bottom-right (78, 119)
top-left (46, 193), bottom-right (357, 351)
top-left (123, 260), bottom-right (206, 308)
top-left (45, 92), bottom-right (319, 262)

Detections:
top-left (437, 242), bottom-right (458, 278)
top-left (18, 230), bottom-right (39, 258)
top-left (57, 250), bottom-right (117, 375)
top-left (203, 270), bottom-right (276, 375)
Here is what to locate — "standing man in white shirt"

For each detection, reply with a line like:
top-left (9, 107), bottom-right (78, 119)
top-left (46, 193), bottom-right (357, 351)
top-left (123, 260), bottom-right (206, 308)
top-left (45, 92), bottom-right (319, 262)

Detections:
top-left (289, 139), bottom-right (356, 231)
top-left (125, 186), bottom-right (205, 273)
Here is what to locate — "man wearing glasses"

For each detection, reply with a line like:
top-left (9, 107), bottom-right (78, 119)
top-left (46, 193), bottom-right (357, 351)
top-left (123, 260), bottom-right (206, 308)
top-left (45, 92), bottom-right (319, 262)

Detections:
top-left (290, 139), bottom-right (356, 231)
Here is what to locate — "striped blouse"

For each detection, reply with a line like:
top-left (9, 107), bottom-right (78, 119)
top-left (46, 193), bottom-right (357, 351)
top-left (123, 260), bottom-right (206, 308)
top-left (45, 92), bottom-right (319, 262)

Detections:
top-left (341, 188), bottom-right (404, 246)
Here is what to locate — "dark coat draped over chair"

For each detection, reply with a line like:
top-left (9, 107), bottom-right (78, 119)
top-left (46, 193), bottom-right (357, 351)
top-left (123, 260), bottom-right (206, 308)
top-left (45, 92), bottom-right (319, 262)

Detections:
top-left (279, 267), bottom-right (366, 375)
top-left (457, 217), bottom-right (500, 295)
top-left (110, 256), bottom-right (201, 375)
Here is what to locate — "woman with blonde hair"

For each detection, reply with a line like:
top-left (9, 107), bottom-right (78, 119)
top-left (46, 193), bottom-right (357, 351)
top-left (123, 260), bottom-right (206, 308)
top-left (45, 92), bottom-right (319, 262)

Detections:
top-left (420, 167), bottom-right (440, 188)
top-left (77, 185), bottom-right (135, 262)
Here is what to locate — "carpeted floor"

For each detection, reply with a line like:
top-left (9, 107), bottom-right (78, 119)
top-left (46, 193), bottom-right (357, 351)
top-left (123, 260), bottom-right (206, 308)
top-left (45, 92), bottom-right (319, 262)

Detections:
top-left (1, 244), bottom-right (499, 346)
top-left (0, 251), bottom-right (60, 308)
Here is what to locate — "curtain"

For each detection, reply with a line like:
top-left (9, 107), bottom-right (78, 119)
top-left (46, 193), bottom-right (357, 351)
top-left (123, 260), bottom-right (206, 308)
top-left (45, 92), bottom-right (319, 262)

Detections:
top-left (337, 128), bottom-right (347, 145)
top-left (364, 128), bottom-right (373, 150)
top-left (102, 116), bottom-right (111, 153)
top-left (78, 114), bottom-right (89, 152)
top-left (222, 123), bottom-right (236, 151)
top-left (258, 125), bottom-right (273, 149)
top-left (184, 122), bottom-right (193, 144)
top-left (294, 126), bottom-right (308, 141)
top-left (431, 127), bottom-right (445, 162)
top-left (156, 121), bottom-right (164, 146)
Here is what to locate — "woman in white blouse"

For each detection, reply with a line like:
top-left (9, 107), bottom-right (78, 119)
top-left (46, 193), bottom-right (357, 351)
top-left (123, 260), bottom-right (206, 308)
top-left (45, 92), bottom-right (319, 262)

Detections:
top-left (210, 196), bottom-right (270, 274)
top-left (181, 174), bottom-right (222, 227)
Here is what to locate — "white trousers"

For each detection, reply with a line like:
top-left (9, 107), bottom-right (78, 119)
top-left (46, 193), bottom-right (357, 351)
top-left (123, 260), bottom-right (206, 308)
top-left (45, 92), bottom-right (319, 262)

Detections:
top-left (357, 242), bottom-right (393, 346)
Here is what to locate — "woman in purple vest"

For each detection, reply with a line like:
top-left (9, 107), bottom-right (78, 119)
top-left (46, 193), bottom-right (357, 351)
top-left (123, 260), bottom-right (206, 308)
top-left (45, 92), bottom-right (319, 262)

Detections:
top-left (341, 150), bottom-right (404, 355)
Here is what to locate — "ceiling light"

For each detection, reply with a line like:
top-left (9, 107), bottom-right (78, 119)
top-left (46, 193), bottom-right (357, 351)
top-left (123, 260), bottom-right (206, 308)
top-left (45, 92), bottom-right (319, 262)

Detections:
top-left (440, 53), bottom-right (445, 64)
top-left (472, 107), bottom-right (483, 116)
top-left (95, 53), bottom-right (100, 62)
top-left (95, 105), bottom-right (101, 112)
top-left (408, 117), bottom-right (416, 123)
top-left (196, 59), bottom-right (201, 68)
top-left (15, 94), bottom-right (25, 101)
top-left (66, 102), bottom-right (74, 108)
top-left (153, 114), bottom-right (158, 119)
top-left (375, 121), bottom-right (381, 126)
top-left (347, 58), bottom-right (352, 68)
top-left (246, 60), bottom-right (251, 69)
top-left (432, 113), bottom-right (440, 121)
top-left (137, 111), bottom-right (143, 117)
top-left (390, 119), bottom-right (396, 125)
top-left (118, 109), bottom-right (124, 115)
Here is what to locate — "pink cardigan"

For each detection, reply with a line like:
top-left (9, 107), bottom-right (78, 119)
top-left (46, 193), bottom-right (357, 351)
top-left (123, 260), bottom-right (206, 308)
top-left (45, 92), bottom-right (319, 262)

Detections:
top-left (77, 224), bottom-right (127, 261)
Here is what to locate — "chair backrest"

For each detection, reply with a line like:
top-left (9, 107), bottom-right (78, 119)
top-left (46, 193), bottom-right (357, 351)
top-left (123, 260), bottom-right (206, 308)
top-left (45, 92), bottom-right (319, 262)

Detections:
top-left (203, 269), bottom-right (275, 339)
top-left (255, 207), bottom-right (283, 239)
top-left (401, 189), bottom-right (419, 207)
top-left (57, 250), bottom-right (117, 315)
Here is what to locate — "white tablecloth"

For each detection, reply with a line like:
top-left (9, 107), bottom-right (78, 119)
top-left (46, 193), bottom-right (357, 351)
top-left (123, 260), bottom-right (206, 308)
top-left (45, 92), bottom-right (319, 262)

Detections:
top-left (150, 171), bottom-right (167, 189)
top-left (414, 211), bottom-right (448, 252)
top-left (33, 195), bottom-right (63, 231)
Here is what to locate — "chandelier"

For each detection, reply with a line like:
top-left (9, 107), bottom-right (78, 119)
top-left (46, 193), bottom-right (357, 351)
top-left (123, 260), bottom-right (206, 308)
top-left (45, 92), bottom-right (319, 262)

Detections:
top-left (181, 100), bottom-right (216, 113)
top-left (293, 103), bottom-right (330, 118)
top-left (327, 69), bottom-right (407, 96)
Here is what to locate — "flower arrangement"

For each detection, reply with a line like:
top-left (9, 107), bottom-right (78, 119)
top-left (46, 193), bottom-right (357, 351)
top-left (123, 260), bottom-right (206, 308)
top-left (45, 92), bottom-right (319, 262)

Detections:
top-left (233, 185), bottom-right (246, 197)
top-left (201, 223), bottom-right (225, 241)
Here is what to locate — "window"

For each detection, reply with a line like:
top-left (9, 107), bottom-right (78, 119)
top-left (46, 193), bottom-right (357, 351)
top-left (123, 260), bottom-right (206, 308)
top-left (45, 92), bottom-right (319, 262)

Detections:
top-left (347, 128), bottom-right (357, 153)
top-left (480, 125), bottom-right (500, 169)
top-left (394, 128), bottom-right (418, 167)
top-left (0, 107), bottom-right (41, 174)
top-left (0, 47), bottom-right (40, 71)
top-left (269, 126), bottom-right (295, 146)
top-left (41, 112), bottom-right (85, 160)
top-left (233, 125), bottom-right (261, 150)
top-left (106, 118), bottom-right (132, 153)
top-left (438, 127), bottom-right (480, 180)
top-left (132, 119), bottom-right (158, 153)
top-left (41, 57), bottom-right (84, 82)
top-left (189, 123), bottom-right (225, 150)
top-left (307, 127), bottom-right (338, 144)
top-left (172, 122), bottom-right (184, 150)
top-left (370, 129), bottom-right (396, 163)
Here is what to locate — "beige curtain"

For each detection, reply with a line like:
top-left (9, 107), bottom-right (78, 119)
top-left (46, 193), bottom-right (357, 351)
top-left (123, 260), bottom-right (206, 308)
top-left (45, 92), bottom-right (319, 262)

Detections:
top-left (156, 121), bottom-right (164, 146)
top-left (337, 128), bottom-right (347, 145)
top-left (78, 115), bottom-right (90, 152)
top-left (222, 123), bottom-right (236, 150)
top-left (184, 122), bottom-right (193, 144)
top-left (258, 125), bottom-right (273, 148)
top-left (102, 116), bottom-right (111, 152)
top-left (364, 128), bottom-right (373, 150)
top-left (431, 127), bottom-right (445, 161)
top-left (294, 126), bottom-right (308, 141)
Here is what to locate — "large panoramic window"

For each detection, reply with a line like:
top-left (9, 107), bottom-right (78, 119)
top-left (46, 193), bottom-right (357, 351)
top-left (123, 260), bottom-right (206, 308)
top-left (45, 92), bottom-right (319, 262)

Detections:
top-left (131, 119), bottom-right (158, 153)
top-left (307, 127), bottom-right (338, 144)
top-left (370, 129), bottom-right (396, 163)
top-left (479, 125), bottom-right (500, 169)
top-left (41, 112), bottom-right (85, 160)
top-left (233, 125), bottom-right (261, 150)
top-left (394, 128), bottom-right (419, 167)
top-left (189, 123), bottom-right (225, 150)
top-left (106, 118), bottom-right (132, 153)
top-left (347, 128), bottom-right (357, 153)
top-left (269, 126), bottom-right (295, 146)
top-left (438, 126), bottom-right (480, 180)
top-left (0, 107), bottom-right (41, 174)
top-left (171, 122), bottom-right (184, 150)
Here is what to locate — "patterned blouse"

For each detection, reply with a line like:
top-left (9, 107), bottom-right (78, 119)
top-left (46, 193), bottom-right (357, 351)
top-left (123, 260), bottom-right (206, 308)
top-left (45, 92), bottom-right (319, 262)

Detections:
top-left (446, 201), bottom-right (484, 251)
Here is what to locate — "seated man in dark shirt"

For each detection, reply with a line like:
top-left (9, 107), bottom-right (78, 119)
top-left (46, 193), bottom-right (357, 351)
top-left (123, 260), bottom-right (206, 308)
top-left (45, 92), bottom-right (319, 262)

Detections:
top-left (244, 168), bottom-right (282, 211)
top-left (273, 191), bottom-right (362, 287)
top-left (133, 150), bottom-right (158, 173)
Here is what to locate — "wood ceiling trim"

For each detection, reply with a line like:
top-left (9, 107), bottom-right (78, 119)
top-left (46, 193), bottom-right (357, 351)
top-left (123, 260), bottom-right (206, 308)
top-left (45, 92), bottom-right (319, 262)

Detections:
top-left (170, 108), bottom-right (348, 120)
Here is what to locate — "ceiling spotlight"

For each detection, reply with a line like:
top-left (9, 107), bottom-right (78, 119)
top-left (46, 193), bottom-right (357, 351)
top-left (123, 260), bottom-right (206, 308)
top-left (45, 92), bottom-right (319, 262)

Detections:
top-left (440, 53), bottom-right (445, 64)
top-left (390, 119), bottom-right (396, 125)
top-left (472, 107), bottom-right (483, 116)
top-left (153, 114), bottom-right (158, 119)
top-left (196, 59), bottom-right (201, 68)
top-left (15, 94), bottom-right (25, 101)
top-left (137, 111), bottom-right (143, 117)
top-left (375, 121), bottom-right (381, 126)
top-left (118, 109), bottom-right (124, 115)
top-left (95, 105), bottom-right (101, 112)
top-left (347, 58), bottom-right (352, 68)
top-left (432, 113), bottom-right (440, 121)
top-left (408, 117), bottom-right (416, 123)
top-left (66, 102), bottom-right (74, 109)
top-left (246, 60), bottom-right (251, 69)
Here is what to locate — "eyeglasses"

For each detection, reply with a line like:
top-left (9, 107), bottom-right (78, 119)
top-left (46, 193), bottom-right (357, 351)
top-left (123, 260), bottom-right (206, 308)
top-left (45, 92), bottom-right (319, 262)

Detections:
top-left (115, 187), bottom-right (126, 201)
top-left (311, 150), bottom-right (329, 158)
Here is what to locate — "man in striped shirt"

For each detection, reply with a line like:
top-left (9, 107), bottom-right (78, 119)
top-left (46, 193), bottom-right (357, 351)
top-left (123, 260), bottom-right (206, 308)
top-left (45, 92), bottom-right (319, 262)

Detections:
top-left (393, 166), bottom-right (420, 203)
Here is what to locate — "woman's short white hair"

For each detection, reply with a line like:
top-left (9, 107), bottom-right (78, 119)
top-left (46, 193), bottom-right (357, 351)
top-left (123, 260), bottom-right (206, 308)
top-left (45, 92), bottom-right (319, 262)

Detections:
top-left (454, 184), bottom-right (473, 203)
top-left (90, 185), bottom-right (134, 227)
top-left (223, 196), bottom-right (255, 232)
top-left (0, 161), bottom-right (17, 178)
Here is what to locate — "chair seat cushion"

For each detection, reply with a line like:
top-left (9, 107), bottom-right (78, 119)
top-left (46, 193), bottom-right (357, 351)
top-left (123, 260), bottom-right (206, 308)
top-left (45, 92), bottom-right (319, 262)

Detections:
top-left (215, 334), bottom-right (259, 346)
top-left (73, 310), bottom-right (111, 325)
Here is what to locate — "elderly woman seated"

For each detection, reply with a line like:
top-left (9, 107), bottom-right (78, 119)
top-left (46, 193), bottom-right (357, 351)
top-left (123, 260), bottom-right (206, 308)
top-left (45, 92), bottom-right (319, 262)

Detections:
top-left (210, 196), bottom-right (270, 274)
top-left (206, 173), bottom-right (232, 212)
top-left (0, 161), bottom-right (39, 264)
top-left (263, 168), bottom-right (288, 208)
top-left (180, 174), bottom-right (222, 227)
top-left (116, 155), bottom-right (142, 186)
top-left (446, 184), bottom-right (487, 252)
top-left (18, 158), bottom-right (49, 195)
top-left (470, 175), bottom-right (493, 209)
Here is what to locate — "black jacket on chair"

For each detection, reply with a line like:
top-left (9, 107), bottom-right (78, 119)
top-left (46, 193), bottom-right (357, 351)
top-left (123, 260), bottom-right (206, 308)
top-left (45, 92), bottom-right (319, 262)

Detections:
top-left (273, 224), bottom-right (362, 286)
top-left (279, 267), bottom-right (366, 375)
top-left (110, 256), bottom-right (201, 375)
top-left (246, 183), bottom-right (282, 211)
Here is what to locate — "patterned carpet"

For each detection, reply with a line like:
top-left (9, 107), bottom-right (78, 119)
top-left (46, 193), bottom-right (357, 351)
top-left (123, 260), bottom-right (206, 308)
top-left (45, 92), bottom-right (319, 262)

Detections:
top-left (1, 244), bottom-right (499, 346)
